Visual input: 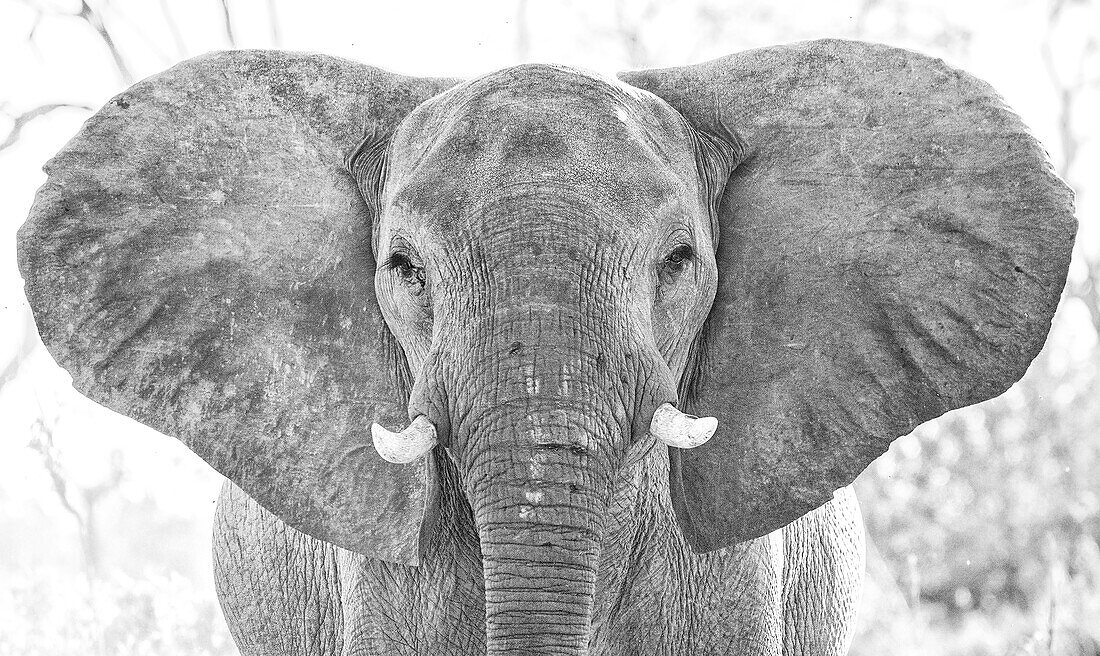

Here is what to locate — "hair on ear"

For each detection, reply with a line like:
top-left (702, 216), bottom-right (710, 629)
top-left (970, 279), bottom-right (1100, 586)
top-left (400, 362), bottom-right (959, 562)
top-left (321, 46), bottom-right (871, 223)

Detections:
top-left (687, 122), bottom-right (745, 249)
top-left (345, 129), bottom-right (392, 253)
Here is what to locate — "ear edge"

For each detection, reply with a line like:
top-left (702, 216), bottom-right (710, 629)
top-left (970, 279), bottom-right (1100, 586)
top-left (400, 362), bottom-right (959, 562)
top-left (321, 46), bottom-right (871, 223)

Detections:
top-left (684, 122), bottom-right (745, 248)
top-left (345, 128), bottom-right (393, 255)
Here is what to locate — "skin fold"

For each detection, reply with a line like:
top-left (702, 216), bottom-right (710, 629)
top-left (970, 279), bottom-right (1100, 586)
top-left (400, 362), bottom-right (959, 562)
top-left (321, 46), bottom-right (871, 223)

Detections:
top-left (212, 64), bottom-right (864, 655)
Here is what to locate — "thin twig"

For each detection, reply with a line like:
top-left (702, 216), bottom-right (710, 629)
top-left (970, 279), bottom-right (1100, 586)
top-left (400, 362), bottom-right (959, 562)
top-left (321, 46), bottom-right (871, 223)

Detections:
top-left (27, 426), bottom-right (90, 572)
top-left (266, 0), bottom-right (280, 47)
top-left (159, 0), bottom-right (189, 58)
top-left (515, 0), bottom-right (531, 61)
top-left (77, 0), bottom-right (134, 84)
top-left (1040, 0), bottom-right (1100, 331)
top-left (0, 312), bottom-right (34, 389)
top-left (98, 0), bottom-right (173, 64)
top-left (218, 0), bottom-right (236, 47)
top-left (0, 103), bottom-right (94, 153)
top-left (610, 0), bottom-right (659, 68)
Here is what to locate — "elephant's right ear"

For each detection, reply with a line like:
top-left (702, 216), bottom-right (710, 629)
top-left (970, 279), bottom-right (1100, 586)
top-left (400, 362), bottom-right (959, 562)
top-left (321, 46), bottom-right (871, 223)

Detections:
top-left (17, 50), bottom-right (459, 564)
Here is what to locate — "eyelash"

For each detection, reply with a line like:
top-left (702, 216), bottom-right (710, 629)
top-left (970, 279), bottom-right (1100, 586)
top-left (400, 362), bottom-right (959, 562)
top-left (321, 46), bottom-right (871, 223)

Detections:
top-left (664, 244), bottom-right (694, 271)
top-left (382, 251), bottom-right (426, 286)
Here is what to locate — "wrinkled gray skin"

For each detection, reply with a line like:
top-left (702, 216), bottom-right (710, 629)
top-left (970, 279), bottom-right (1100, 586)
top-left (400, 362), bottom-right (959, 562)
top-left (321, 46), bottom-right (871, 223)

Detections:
top-left (212, 64), bottom-right (865, 656)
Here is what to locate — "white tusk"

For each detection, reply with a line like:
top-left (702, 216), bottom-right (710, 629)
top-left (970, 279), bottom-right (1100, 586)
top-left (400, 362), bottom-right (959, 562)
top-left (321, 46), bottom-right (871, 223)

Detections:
top-left (371, 415), bottom-right (438, 464)
top-left (649, 403), bottom-right (718, 449)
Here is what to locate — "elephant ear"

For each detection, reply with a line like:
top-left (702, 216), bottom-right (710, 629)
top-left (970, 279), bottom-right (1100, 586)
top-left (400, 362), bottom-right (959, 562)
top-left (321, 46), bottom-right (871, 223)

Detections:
top-left (18, 50), bottom-right (459, 564)
top-left (622, 39), bottom-right (1077, 552)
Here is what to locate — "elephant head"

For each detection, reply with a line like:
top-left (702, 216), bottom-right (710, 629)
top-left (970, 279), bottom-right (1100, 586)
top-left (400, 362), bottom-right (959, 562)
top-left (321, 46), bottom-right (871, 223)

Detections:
top-left (18, 41), bottom-right (1075, 654)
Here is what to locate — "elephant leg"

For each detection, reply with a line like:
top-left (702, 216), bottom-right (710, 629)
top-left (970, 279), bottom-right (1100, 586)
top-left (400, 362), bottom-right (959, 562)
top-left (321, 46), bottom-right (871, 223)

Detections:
top-left (213, 480), bottom-right (345, 656)
top-left (780, 485), bottom-right (865, 656)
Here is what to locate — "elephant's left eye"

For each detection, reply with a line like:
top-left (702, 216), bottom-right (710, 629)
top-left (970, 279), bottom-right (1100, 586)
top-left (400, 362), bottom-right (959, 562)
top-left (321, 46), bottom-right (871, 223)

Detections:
top-left (384, 252), bottom-right (427, 291)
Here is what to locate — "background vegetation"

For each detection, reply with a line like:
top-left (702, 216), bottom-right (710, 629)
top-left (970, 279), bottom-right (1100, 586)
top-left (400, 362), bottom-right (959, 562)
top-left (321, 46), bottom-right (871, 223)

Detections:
top-left (1, 1), bottom-right (1096, 654)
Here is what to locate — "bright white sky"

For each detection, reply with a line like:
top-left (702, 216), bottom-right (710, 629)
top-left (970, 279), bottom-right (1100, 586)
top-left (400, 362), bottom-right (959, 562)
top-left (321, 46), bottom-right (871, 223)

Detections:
top-left (0, 0), bottom-right (1096, 575)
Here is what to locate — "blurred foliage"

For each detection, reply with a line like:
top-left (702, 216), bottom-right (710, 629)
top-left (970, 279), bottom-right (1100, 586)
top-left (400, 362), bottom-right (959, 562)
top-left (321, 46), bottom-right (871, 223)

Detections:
top-left (0, 0), bottom-right (1097, 655)
top-left (0, 570), bottom-right (234, 656)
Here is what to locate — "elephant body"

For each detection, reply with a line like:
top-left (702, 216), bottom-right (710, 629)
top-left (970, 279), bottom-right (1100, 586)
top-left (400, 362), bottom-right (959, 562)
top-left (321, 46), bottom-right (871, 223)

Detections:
top-left (213, 448), bottom-right (863, 655)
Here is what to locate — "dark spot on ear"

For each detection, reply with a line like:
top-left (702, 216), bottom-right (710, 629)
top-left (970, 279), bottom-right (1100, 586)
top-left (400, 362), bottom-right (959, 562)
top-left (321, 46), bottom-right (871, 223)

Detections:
top-left (112, 96), bottom-right (131, 110)
top-left (863, 109), bottom-right (885, 129)
top-left (508, 341), bottom-right (524, 356)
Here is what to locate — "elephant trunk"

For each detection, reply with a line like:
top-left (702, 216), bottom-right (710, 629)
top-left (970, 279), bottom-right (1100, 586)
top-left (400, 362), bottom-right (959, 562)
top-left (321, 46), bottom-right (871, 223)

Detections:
top-left (479, 502), bottom-right (604, 654)
top-left (449, 321), bottom-right (629, 654)
top-left (471, 419), bottom-right (613, 656)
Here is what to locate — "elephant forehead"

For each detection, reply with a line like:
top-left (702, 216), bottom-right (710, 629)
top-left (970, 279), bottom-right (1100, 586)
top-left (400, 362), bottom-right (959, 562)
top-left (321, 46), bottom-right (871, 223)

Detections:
top-left (385, 64), bottom-right (702, 228)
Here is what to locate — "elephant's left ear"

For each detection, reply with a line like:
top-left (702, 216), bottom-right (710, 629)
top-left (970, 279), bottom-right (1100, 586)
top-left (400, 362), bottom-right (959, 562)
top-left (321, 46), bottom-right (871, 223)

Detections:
top-left (621, 39), bottom-right (1077, 552)
top-left (18, 50), bottom-right (459, 564)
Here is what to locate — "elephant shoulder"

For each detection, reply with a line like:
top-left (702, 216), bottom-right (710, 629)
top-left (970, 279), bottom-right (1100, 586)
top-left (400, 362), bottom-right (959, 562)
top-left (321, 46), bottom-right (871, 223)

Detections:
top-left (779, 486), bottom-right (865, 655)
top-left (213, 481), bottom-right (349, 656)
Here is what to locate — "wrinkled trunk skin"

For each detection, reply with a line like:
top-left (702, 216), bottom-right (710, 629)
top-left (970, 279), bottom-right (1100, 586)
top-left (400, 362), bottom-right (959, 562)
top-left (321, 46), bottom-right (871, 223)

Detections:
top-left (478, 477), bottom-right (605, 654)
top-left (448, 307), bottom-right (632, 656)
top-left (474, 422), bottom-right (612, 655)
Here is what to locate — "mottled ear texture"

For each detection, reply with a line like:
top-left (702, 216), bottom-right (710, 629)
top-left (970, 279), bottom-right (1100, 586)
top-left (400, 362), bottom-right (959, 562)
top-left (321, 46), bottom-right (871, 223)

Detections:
top-left (623, 39), bottom-right (1077, 552)
top-left (18, 50), bottom-right (459, 564)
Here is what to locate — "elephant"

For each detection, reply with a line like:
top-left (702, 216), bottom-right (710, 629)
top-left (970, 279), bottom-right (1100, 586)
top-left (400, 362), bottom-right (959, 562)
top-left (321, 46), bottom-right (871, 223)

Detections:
top-left (17, 39), bottom-right (1076, 655)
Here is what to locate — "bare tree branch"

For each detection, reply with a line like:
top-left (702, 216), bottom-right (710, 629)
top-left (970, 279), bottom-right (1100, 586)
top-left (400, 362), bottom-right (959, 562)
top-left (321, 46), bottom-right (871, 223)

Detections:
top-left (29, 432), bottom-right (86, 536)
top-left (78, 0), bottom-right (135, 84)
top-left (852, 0), bottom-right (882, 38)
top-left (27, 415), bottom-right (101, 575)
top-left (0, 310), bottom-right (35, 390)
top-left (515, 0), bottom-right (531, 61)
top-left (218, 0), bottom-right (236, 47)
top-left (0, 102), bottom-right (94, 153)
top-left (611, 0), bottom-right (659, 68)
top-left (25, 388), bottom-right (123, 579)
top-left (266, 0), bottom-right (280, 47)
top-left (159, 0), bottom-right (189, 58)
top-left (96, 0), bottom-right (173, 65)
top-left (1041, 0), bottom-right (1100, 331)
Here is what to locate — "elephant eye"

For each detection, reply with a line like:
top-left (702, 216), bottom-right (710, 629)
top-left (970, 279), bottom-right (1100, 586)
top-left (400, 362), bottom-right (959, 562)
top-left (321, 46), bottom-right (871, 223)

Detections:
top-left (657, 243), bottom-right (695, 292)
top-left (383, 251), bottom-right (427, 291)
top-left (663, 244), bottom-right (694, 273)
